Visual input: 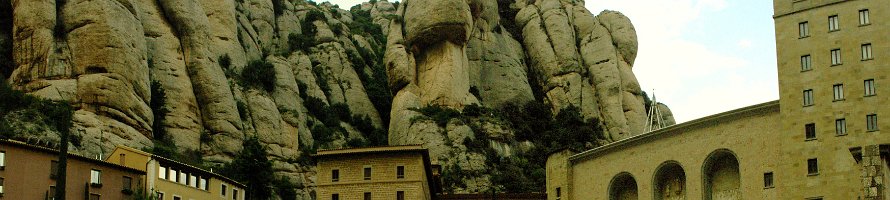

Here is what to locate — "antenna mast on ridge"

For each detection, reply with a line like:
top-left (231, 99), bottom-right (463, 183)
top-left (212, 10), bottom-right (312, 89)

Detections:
top-left (645, 90), bottom-right (667, 132)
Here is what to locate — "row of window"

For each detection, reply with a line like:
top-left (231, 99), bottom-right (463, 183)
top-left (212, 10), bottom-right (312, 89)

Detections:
top-left (157, 165), bottom-right (210, 191)
top-left (798, 9), bottom-right (870, 38)
top-left (330, 191), bottom-right (406, 200)
top-left (155, 186), bottom-right (241, 200)
top-left (331, 165), bottom-right (406, 182)
top-left (804, 114), bottom-right (879, 140)
top-left (799, 44), bottom-right (873, 71)
top-left (759, 158), bottom-right (826, 190)
top-left (802, 79), bottom-right (876, 106)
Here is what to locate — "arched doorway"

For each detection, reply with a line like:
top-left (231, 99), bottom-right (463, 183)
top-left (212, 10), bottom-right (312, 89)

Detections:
top-left (609, 172), bottom-right (638, 200)
top-left (703, 150), bottom-right (741, 200)
top-left (654, 161), bottom-right (686, 200)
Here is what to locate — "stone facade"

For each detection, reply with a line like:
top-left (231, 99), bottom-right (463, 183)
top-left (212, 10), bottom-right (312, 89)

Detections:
top-left (547, 102), bottom-right (781, 200)
top-left (775, 0), bottom-right (890, 199)
top-left (545, 0), bottom-right (890, 199)
top-left (314, 145), bottom-right (436, 200)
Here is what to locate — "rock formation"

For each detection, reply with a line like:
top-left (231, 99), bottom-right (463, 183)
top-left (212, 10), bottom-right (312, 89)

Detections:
top-left (0, 0), bottom-right (674, 196)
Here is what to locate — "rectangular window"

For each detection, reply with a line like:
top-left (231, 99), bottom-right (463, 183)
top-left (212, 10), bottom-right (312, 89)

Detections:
top-left (159, 165), bottom-right (167, 180)
top-left (190, 175), bottom-right (197, 188)
top-left (0, 151), bottom-right (5, 168)
top-left (157, 192), bottom-right (164, 200)
top-left (835, 119), bottom-right (847, 135)
top-left (801, 55), bottom-right (812, 71)
top-left (397, 191), bottom-right (405, 200)
top-left (833, 84), bottom-right (844, 100)
top-left (332, 169), bottom-right (339, 182)
top-left (0, 177), bottom-right (4, 194)
top-left (178, 171), bottom-right (186, 184)
top-left (90, 169), bottom-right (102, 184)
top-left (829, 15), bottom-right (839, 31)
top-left (332, 193), bottom-right (339, 200)
top-left (364, 192), bottom-right (371, 200)
top-left (831, 49), bottom-right (842, 65)
top-left (172, 196), bottom-right (181, 200)
top-left (201, 177), bottom-right (210, 191)
top-left (364, 166), bottom-right (372, 180)
top-left (557, 187), bottom-right (562, 199)
top-left (51, 160), bottom-right (59, 178)
top-left (803, 89), bottom-right (814, 106)
top-left (169, 168), bottom-right (176, 181)
top-left (397, 166), bottom-right (405, 179)
top-left (808, 158), bottom-right (819, 175)
top-left (200, 177), bottom-right (208, 190)
top-left (123, 176), bottom-right (133, 191)
top-left (805, 123), bottom-right (816, 140)
top-left (233, 189), bottom-right (239, 200)
top-left (119, 153), bottom-right (125, 165)
top-left (50, 186), bottom-right (56, 199)
top-left (799, 21), bottom-right (810, 37)
top-left (89, 193), bottom-right (100, 200)
top-left (860, 9), bottom-right (870, 25)
top-left (222, 184), bottom-right (227, 196)
top-left (868, 114), bottom-right (878, 131)
top-left (862, 44), bottom-right (873, 60)
top-left (764, 172), bottom-right (774, 188)
top-left (865, 79), bottom-right (876, 96)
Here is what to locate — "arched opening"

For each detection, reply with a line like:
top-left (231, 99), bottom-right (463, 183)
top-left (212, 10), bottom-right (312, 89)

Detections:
top-left (654, 161), bottom-right (686, 200)
top-left (609, 172), bottom-right (638, 200)
top-left (703, 150), bottom-right (741, 200)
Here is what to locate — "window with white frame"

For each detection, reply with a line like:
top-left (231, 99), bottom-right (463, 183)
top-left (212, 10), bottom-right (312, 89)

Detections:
top-left (803, 89), bottom-right (814, 106)
top-left (799, 21), bottom-right (810, 37)
top-left (860, 9), bottom-right (870, 25)
top-left (199, 177), bottom-right (208, 190)
top-left (862, 44), bottom-right (873, 60)
top-left (801, 55), bottom-right (812, 71)
top-left (835, 119), bottom-right (847, 135)
top-left (179, 171), bottom-right (186, 184)
top-left (829, 15), bottom-right (839, 31)
top-left (159, 165), bottom-right (167, 180)
top-left (90, 169), bottom-right (102, 185)
top-left (865, 79), bottom-right (876, 96)
top-left (0, 177), bottom-right (4, 194)
top-left (0, 151), bottom-right (5, 168)
top-left (833, 84), bottom-right (844, 100)
top-left (189, 174), bottom-right (197, 188)
top-left (868, 114), bottom-right (878, 131)
top-left (831, 49), bottom-right (842, 65)
top-left (234, 189), bottom-right (239, 200)
top-left (808, 158), bottom-right (819, 175)
top-left (169, 168), bottom-right (177, 181)
top-left (221, 184), bottom-right (227, 196)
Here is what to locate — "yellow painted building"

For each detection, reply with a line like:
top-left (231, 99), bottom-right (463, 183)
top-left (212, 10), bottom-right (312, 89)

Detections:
top-left (106, 146), bottom-right (247, 200)
top-left (546, 0), bottom-right (890, 199)
top-left (314, 145), bottom-right (437, 200)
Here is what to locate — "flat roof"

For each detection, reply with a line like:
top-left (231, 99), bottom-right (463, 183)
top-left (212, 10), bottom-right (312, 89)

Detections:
top-left (0, 139), bottom-right (145, 174)
top-left (570, 100), bottom-right (780, 163)
top-left (313, 145), bottom-right (426, 157)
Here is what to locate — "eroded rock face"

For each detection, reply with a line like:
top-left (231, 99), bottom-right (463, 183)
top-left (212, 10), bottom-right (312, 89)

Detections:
top-left (3, 0), bottom-right (673, 196)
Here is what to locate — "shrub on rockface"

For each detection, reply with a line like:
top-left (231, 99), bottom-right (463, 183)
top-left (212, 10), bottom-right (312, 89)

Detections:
top-left (241, 60), bottom-right (276, 92)
top-left (0, 80), bottom-right (74, 139)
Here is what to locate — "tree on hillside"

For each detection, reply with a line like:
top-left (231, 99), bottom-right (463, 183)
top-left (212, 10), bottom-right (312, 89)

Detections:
top-left (221, 137), bottom-right (275, 200)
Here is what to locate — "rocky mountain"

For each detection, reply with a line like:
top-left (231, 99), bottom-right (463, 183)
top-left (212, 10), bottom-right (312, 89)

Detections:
top-left (0, 0), bottom-right (674, 197)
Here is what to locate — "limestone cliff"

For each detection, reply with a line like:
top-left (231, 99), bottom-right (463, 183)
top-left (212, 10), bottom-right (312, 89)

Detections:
top-left (0, 0), bottom-right (674, 196)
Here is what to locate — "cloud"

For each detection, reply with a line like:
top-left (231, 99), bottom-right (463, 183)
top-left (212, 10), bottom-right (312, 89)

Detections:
top-left (737, 39), bottom-right (753, 48)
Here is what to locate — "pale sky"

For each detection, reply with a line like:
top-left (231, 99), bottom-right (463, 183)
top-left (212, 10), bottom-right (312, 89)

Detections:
top-left (324, 0), bottom-right (780, 123)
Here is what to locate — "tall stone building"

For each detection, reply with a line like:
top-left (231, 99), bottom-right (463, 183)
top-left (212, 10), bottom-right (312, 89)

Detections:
top-left (545, 0), bottom-right (889, 199)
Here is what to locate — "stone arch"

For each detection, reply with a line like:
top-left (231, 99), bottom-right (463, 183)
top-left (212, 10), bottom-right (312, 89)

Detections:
top-left (609, 172), bottom-right (639, 200)
top-left (653, 161), bottom-right (687, 200)
top-left (702, 149), bottom-right (741, 200)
